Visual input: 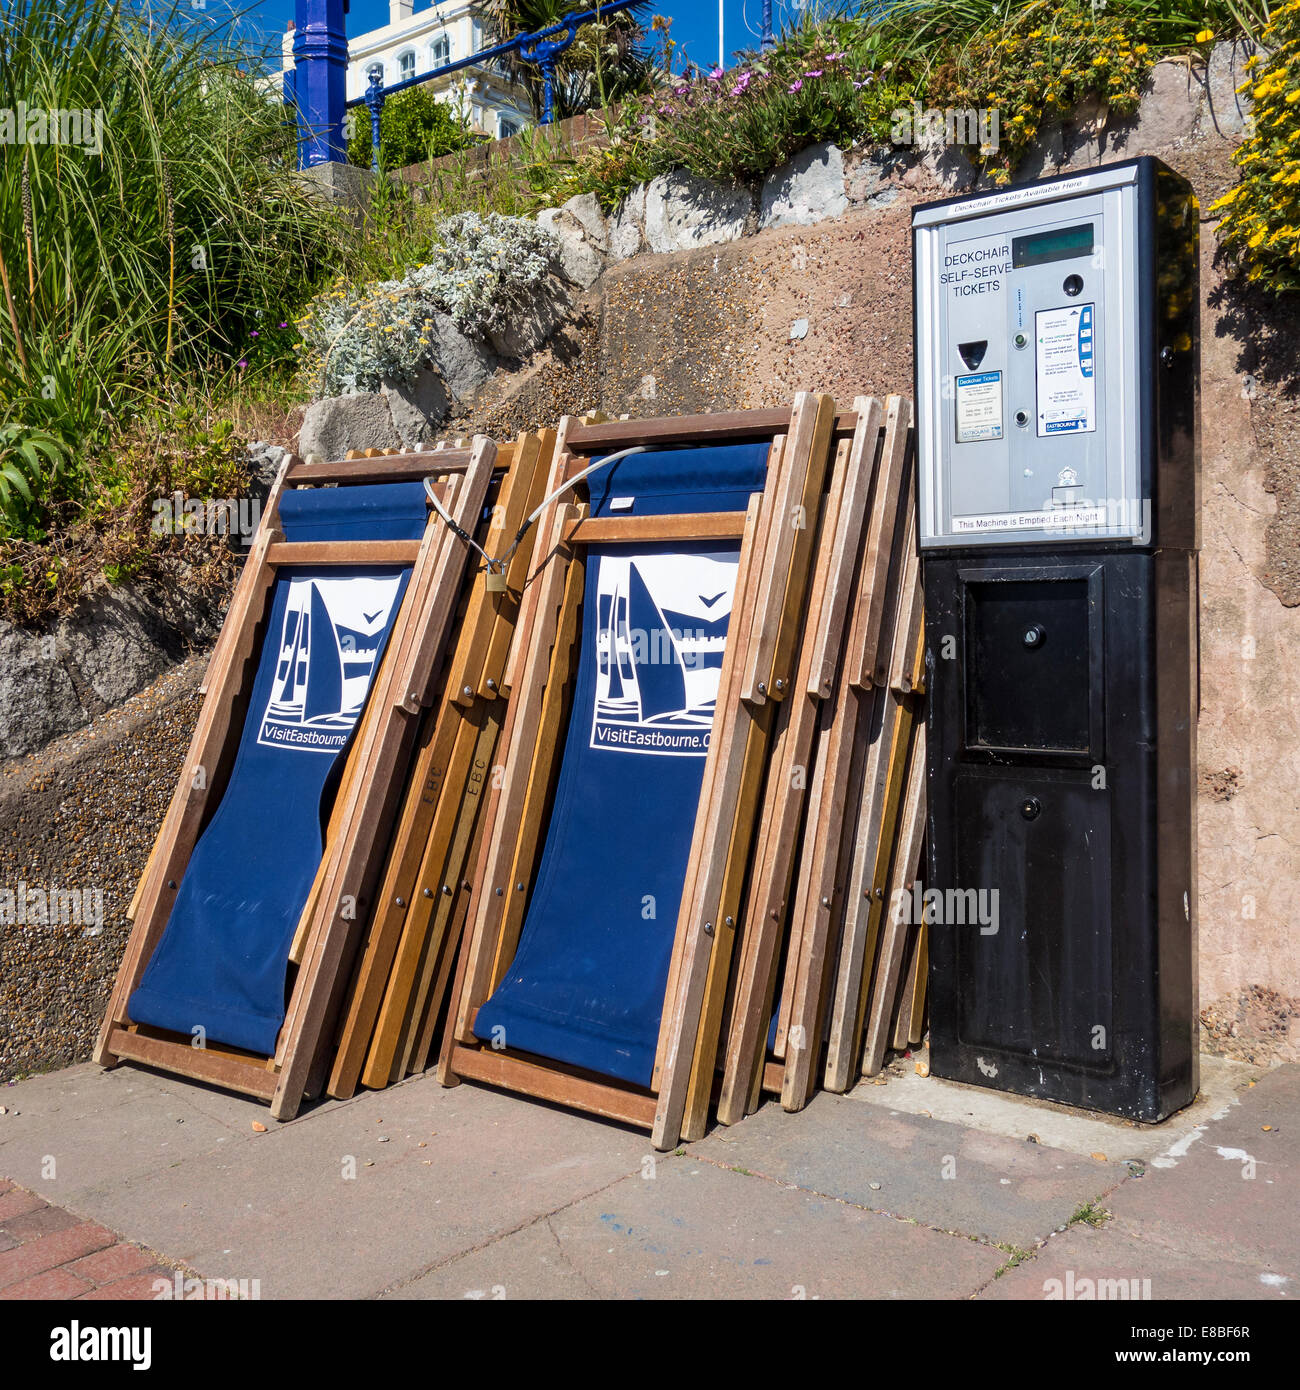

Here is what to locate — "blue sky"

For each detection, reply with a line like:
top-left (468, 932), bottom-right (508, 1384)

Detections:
top-left (226, 1), bottom-right (816, 74)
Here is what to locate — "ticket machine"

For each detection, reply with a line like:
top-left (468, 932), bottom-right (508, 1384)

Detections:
top-left (912, 158), bottom-right (1199, 1121)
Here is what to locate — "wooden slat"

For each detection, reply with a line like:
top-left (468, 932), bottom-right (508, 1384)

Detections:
top-left (324, 683), bottom-right (465, 1098)
top-left (358, 702), bottom-right (490, 1088)
top-left (652, 490), bottom-right (770, 1090)
top-left (804, 400), bottom-right (882, 699)
top-left (847, 397), bottom-right (914, 689)
top-left (106, 1028), bottom-right (279, 1101)
top-left (264, 540), bottom-right (422, 566)
top-left (563, 512), bottom-right (747, 544)
top-left (446, 431), bottom-right (542, 708)
top-left (741, 393), bottom-right (835, 702)
top-left (860, 722), bottom-right (927, 1078)
top-left (778, 676), bottom-right (869, 1112)
top-left (447, 1045), bottom-right (657, 1128)
top-left (285, 449), bottom-right (481, 485)
top-left (480, 429), bottom-right (556, 700)
top-left (566, 408), bottom-right (859, 451)
top-left (454, 504), bottom-right (581, 1041)
top-left (822, 692), bottom-right (915, 1092)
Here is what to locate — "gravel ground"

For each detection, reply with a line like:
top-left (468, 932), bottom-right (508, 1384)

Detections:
top-left (0, 656), bottom-right (205, 1082)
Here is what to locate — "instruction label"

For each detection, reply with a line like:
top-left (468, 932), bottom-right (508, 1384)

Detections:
top-left (955, 371), bottom-right (1003, 443)
top-left (1036, 303), bottom-right (1096, 436)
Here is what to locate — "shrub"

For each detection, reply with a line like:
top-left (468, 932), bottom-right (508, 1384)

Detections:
top-left (409, 211), bottom-right (559, 340)
top-left (937, 3), bottom-right (1153, 184)
top-left (1212, 0), bottom-right (1300, 293)
top-left (296, 212), bottom-right (559, 395)
top-left (347, 86), bottom-right (478, 173)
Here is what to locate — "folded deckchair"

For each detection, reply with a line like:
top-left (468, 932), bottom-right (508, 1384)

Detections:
top-left (96, 441), bottom-right (500, 1119)
top-left (324, 429), bottom-right (557, 1099)
top-left (441, 397), bottom-right (841, 1150)
top-left (718, 397), bottom-right (924, 1115)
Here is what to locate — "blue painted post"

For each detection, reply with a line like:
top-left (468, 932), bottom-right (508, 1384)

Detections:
top-left (364, 71), bottom-right (385, 174)
top-left (292, 0), bottom-right (350, 169)
top-left (761, 1), bottom-right (775, 51)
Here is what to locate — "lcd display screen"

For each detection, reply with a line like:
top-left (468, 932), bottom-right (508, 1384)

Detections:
top-left (1012, 223), bottom-right (1094, 268)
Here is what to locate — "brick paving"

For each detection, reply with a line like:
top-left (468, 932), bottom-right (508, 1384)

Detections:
top-left (0, 1178), bottom-right (177, 1301)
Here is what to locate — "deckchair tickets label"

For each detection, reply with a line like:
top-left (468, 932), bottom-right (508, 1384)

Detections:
top-left (258, 575), bottom-right (404, 754)
top-left (589, 551), bottom-right (736, 758)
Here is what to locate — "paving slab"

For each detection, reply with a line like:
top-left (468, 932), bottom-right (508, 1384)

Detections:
top-left (389, 1158), bottom-right (1004, 1300)
top-left (22, 1075), bottom-right (650, 1299)
top-left (844, 1053), bottom-right (1259, 1161)
top-left (692, 1091), bottom-right (1124, 1250)
top-left (0, 1063), bottom-right (264, 1200)
top-left (979, 1221), bottom-right (1294, 1302)
top-left (1101, 1065), bottom-right (1298, 1276)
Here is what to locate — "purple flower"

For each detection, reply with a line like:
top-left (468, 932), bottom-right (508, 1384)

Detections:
top-left (826, 51), bottom-right (847, 62)
top-left (805, 69), bottom-right (824, 79)
top-left (279, 321), bottom-right (288, 329)
top-left (731, 70), bottom-right (753, 96)
top-left (237, 359), bottom-right (248, 369)
top-left (250, 329), bottom-right (259, 337)
top-left (788, 79), bottom-right (803, 93)
top-left (674, 85), bottom-right (689, 96)
top-left (708, 66), bottom-right (723, 81)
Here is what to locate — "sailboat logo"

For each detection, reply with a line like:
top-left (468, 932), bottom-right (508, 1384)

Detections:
top-left (257, 574), bottom-right (403, 754)
top-left (589, 550), bottom-right (737, 758)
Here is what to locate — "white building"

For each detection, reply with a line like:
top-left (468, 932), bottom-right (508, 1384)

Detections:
top-left (280, 1), bottom-right (531, 142)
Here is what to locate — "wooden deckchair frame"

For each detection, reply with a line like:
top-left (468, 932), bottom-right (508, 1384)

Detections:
top-left (323, 430), bottom-right (554, 1100)
top-left (712, 398), bottom-right (894, 1127)
top-left (440, 396), bottom-right (841, 1150)
top-left (719, 398), bottom-right (919, 1115)
top-left (95, 440), bottom-right (501, 1120)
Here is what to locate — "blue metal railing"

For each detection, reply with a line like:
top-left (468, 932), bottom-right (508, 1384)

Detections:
top-left (288, 0), bottom-right (642, 174)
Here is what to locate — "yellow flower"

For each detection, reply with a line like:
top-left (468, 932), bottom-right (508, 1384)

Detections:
top-left (1195, 29), bottom-right (1215, 43)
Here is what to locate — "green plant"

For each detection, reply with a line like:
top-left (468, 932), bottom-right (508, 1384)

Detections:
top-left (0, 422), bottom-right (66, 524)
top-left (938, 2), bottom-right (1154, 183)
top-left (347, 86), bottom-right (479, 173)
top-left (297, 212), bottom-right (560, 395)
top-left (0, 0), bottom-right (345, 530)
top-left (1068, 1200), bottom-right (1111, 1227)
top-left (1213, 0), bottom-right (1300, 293)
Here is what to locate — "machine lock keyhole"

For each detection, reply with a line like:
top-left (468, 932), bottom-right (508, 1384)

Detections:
top-left (1023, 623), bottom-right (1045, 649)
top-left (1020, 797), bottom-right (1042, 822)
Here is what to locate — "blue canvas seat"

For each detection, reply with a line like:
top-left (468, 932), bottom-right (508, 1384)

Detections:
top-left (128, 482), bottom-right (428, 1055)
top-left (471, 445), bottom-right (769, 1086)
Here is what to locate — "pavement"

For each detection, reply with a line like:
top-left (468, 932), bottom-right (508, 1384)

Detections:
top-left (0, 1052), bottom-right (1293, 1301)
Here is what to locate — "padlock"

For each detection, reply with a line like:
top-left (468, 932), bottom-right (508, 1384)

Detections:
top-left (485, 563), bottom-right (507, 594)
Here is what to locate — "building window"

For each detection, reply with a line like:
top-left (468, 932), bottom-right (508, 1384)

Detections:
top-left (498, 115), bottom-right (524, 139)
top-left (430, 36), bottom-right (450, 68)
top-left (398, 50), bottom-right (416, 82)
